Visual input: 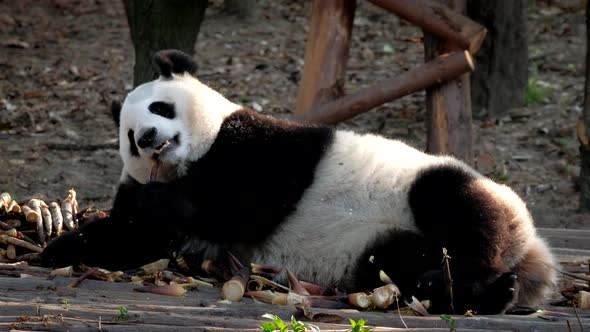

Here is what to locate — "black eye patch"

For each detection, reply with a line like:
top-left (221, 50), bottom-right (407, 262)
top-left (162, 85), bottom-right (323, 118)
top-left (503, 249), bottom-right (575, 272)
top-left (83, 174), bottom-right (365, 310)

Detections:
top-left (148, 101), bottom-right (175, 119)
top-left (128, 129), bottom-right (139, 157)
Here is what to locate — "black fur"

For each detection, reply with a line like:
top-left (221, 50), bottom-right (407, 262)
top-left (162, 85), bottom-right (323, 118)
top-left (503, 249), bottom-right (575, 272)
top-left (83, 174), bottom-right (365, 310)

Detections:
top-left (43, 109), bottom-right (334, 270)
top-left (148, 101), bottom-right (176, 119)
top-left (127, 129), bottom-right (139, 157)
top-left (111, 100), bottom-right (122, 127)
top-left (353, 166), bottom-right (519, 314)
top-left (172, 109), bottom-right (334, 243)
top-left (405, 165), bottom-right (518, 314)
top-left (137, 127), bottom-right (158, 149)
top-left (353, 230), bottom-right (441, 299)
top-left (42, 177), bottom-right (174, 270)
top-left (154, 49), bottom-right (198, 78)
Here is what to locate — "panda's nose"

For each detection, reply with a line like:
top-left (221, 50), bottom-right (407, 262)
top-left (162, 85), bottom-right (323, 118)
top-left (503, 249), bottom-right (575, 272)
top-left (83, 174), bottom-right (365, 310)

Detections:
top-left (137, 127), bottom-right (157, 149)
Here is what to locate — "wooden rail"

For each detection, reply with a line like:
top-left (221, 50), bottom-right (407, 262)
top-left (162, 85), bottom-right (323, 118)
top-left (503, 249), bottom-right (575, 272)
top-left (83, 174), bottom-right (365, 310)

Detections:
top-left (298, 51), bottom-right (474, 124)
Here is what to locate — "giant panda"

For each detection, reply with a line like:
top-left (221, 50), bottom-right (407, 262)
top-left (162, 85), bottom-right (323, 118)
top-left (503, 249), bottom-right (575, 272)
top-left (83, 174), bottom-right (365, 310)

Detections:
top-left (42, 49), bottom-right (557, 314)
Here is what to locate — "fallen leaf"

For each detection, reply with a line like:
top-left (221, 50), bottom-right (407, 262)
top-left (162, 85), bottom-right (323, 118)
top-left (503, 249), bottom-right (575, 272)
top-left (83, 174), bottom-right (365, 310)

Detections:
top-left (2, 39), bottom-right (29, 49)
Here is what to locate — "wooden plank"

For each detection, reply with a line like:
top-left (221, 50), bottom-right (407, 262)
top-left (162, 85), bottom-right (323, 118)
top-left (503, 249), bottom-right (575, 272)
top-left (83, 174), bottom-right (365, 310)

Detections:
top-left (538, 228), bottom-right (590, 250)
top-left (1, 227), bottom-right (590, 331)
top-left (1, 296), bottom-right (587, 332)
top-left (1, 275), bottom-right (589, 331)
top-left (551, 247), bottom-right (590, 262)
top-left (294, 0), bottom-right (356, 115)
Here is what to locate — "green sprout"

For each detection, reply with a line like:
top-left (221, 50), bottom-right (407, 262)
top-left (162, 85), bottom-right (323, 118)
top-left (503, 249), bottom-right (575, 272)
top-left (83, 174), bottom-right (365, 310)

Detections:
top-left (60, 298), bottom-right (71, 309)
top-left (525, 62), bottom-right (549, 105)
top-left (116, 306), bottom-right (128, 320)
top-left (525, 77), bottom-right (547, 105)
top-left (260, 313), bottom-right (319, 332)
top-left (440, 314), bottom-right (456, 332)
top-left (349, 318), bottom-right (371, 332)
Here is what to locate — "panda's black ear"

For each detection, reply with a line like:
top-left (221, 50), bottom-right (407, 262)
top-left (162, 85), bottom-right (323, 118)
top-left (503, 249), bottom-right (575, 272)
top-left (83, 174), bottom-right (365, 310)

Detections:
top-left (154, 49), bottom-right (198, 78)
top-left (111, 100), bottom-right (122, 128)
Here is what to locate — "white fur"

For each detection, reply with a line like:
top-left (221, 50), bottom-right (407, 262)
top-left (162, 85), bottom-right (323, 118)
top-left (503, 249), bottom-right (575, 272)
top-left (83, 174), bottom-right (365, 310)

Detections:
top-left (119, 74), bottom-right (240, 184)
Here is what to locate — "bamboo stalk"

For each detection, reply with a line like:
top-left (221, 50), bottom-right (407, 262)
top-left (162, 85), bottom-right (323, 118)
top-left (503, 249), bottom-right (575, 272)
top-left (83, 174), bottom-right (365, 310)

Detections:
top-left (69, 267), bottom-right (99, 288)
top-left (0, 221), bottom-right (36, 245)
top-left (0, 235), bottom-right (43, 253)
top-left (221, 254), bottom-right (249, 302)
top-left (286, 269), bottom-right (310, 296)
top-left (299, 281), bottom-right (325, 295)
top-left (348, 292), bottom-right (372, 309)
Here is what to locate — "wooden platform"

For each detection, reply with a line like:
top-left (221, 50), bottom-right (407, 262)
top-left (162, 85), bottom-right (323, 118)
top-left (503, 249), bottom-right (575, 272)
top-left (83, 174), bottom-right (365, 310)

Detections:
top-left (0, 228), bottom-right (589, 331)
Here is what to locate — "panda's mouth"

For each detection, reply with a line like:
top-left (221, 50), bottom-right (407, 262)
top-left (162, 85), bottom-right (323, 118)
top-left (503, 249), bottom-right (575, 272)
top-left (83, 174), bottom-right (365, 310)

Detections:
top-left (152, 140), bottom-right (171, 159)
top-left (151, 134), bottom-right (180, 161)
top-left (149, 134), bottom-right (180, 182)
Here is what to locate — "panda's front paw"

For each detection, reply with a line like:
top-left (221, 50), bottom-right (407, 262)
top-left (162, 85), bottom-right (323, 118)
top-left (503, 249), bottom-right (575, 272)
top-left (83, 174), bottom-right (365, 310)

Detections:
top-left (413, 269), bottom-right (450, 312)
top-left (414, 269), bottom-right (444, 298)
top-left (42, 229), bottom-right (86, 268)
top-left (474, 272), bottom-right (517, 314)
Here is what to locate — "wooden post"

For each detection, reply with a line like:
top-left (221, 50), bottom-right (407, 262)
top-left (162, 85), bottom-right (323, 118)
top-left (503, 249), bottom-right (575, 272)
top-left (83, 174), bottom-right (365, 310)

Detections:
top-left (298, 51), bottom-right (474, 125)
top-left (295, 0), bottom-right (356, 115)
top-left (424, 0), bottom-right (474, 163)
top-left (368, 0), bottom-right (487, 54)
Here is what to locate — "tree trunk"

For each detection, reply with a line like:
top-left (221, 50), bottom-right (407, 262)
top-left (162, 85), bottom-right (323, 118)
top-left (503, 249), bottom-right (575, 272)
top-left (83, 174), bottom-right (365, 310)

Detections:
top-left (424, 0), bottom-right (473, 163)
top-left (579, 0), bottom-right (590, 212)
top-left (467, 0), bottom-right (528, 117)
top-left (224, 0), bottom-right (257, 20)
top-left (123, 0), bottom-right (208, 87)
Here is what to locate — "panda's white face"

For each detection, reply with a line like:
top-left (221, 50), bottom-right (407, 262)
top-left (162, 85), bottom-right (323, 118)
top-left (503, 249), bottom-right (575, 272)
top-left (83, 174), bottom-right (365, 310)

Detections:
top-left (118, 74), bottom-right (240, 184)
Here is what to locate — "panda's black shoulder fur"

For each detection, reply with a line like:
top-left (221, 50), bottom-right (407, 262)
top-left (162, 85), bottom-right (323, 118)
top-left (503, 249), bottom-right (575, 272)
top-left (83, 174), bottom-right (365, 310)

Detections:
top-left (172, 108), bottom-right (334, 242)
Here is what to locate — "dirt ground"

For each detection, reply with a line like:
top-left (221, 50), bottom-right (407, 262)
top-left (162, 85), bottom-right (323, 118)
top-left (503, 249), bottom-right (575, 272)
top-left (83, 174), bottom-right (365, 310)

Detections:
top-left (0, 0), bottom-right (588, 229)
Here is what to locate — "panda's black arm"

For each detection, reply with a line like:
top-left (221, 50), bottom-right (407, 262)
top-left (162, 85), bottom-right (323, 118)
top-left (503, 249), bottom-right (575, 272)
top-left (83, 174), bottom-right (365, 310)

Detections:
top-left (42, 180), bottom-right (182, 270)
top-left (41, 215), bottom-right (173, 270)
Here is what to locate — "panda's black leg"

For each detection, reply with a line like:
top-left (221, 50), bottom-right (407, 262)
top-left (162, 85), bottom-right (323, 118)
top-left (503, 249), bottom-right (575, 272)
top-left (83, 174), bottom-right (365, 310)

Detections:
top-left (408, 166), bottom-right (518, 314)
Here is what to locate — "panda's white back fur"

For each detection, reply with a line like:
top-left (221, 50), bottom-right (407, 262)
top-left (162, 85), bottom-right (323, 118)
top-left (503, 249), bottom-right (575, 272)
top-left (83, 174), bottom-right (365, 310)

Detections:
top-left (252, 132), bottom-right (433, 285)
top-left (250, 130), bottom-right (547, 290)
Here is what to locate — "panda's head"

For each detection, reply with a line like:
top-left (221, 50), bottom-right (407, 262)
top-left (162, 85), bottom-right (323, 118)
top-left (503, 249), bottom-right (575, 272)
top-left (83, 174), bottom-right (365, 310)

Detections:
top-left (113, 50), bottom-right (240, 184)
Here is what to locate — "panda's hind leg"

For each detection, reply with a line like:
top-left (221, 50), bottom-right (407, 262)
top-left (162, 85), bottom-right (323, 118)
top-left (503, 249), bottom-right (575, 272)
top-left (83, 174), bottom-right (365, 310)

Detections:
top-left (408, 165), bottom-right (529, 313)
